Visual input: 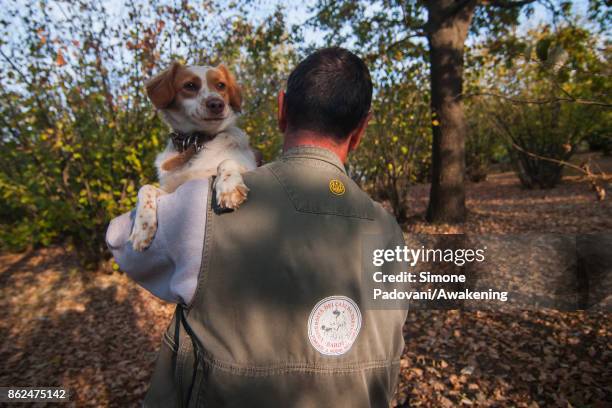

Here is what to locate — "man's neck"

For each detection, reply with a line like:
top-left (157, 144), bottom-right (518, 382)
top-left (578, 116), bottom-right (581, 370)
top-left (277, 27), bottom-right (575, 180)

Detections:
top-left (282, 129), bottom-right (350, 163)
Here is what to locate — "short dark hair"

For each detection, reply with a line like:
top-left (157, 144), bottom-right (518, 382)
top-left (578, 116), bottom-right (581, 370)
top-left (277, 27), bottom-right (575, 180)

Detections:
top-left (284, 47), bottom-right (372, 140)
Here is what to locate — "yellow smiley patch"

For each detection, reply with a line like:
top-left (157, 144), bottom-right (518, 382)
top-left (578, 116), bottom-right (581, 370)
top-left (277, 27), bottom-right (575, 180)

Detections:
top-left (329, 179), bottom-right (345, 196)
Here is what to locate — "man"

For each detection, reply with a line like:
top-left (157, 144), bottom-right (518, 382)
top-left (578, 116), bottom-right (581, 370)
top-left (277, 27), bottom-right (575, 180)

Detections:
top-left (107, 47), bottom-right (407, 407)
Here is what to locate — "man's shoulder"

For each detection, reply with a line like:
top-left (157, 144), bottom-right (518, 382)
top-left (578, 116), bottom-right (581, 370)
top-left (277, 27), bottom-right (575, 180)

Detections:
top-left (343, 178), bottom-right (402, 235)
top-left (244, 160), bottom-right (396, 224)
top-left (242, 162), bottom-right (277, 184)
top-left (370, 200), bottom-right (403, 233)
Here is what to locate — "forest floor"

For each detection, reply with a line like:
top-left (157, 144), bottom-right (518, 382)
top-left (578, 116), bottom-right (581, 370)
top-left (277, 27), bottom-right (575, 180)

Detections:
top-left (1, 154), bottom-right (610, 407)
top-left (403, 152), bottom-right (612, 234)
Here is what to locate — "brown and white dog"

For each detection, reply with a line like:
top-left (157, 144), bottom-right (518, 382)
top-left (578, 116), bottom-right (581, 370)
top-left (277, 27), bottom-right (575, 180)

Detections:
top-left (129, 61), bottom-right (257, 251)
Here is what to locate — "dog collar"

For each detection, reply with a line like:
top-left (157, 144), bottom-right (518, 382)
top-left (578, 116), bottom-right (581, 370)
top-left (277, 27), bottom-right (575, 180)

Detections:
top-left (169, 131), bottom-right (216, 153)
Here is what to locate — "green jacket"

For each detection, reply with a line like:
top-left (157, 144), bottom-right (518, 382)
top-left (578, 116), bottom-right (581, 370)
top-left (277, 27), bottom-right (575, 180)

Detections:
top-left (143, 146), bottom-right (407, 407)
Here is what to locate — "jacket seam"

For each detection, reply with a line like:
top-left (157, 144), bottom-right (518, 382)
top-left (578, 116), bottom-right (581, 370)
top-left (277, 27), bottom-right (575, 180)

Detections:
top-left (176, 338), bottom-right (193, 406)
top-left (267, 165), bottom-right (294, 206)
top-left (280, 156), bottom-right (346, 174)
top-left (196, 352), bottom-right (400, 376)
top-left (185, 176), bottom-right (214, 310)
top-left (280, 146), bottom-right (347, 174)
top-left (162, 332), bottom-right (179, 352)
top-left (207, 360), bottom-right (400, 377)
top-left (268, 165), bottom-right (374, 220)
top-left (286, 206), bottom-right (374, 220)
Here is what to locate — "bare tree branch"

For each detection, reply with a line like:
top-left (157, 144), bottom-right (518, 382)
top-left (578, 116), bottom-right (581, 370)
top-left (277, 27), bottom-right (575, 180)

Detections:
top-left (511, 143), bottom-right (609, 201)
top-left (395, 0), bottom-right (426, 33)
top-left (486, 0), bottom-right (538, 9)
top-left (464, 91), bottom-right (612, 108)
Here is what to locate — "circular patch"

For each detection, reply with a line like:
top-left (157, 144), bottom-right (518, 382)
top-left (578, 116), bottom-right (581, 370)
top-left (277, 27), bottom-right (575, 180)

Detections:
top-left (329, 179), bottom-right (345, 195)
top-left (307, 295), bottom-right (362, 356)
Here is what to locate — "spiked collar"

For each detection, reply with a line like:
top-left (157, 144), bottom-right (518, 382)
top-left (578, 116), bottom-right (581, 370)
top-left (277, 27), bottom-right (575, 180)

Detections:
top-left (169, 130), bottom-right (216, 153)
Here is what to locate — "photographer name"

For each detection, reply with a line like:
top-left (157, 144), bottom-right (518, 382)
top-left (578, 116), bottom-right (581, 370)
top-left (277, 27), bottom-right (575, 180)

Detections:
top-left (373, 271), bottom-right (465, 283)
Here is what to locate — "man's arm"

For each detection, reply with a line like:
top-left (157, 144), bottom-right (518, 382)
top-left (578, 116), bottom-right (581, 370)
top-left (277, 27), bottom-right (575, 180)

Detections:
top-left (106, 179), bottom-right (210, 304)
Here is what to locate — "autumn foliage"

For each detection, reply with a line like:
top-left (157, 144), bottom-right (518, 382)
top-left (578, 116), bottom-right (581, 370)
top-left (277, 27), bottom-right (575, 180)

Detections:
top-left (0, 1), bottom-right (609, 266)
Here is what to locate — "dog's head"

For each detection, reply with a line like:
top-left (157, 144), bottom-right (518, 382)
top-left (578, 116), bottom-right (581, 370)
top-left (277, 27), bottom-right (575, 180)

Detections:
top-left (145, 61), bottom-right (242, 135)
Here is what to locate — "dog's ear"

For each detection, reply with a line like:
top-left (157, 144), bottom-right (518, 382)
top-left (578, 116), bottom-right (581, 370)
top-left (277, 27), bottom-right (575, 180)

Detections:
top-left (146, 61), bottom-right (182, 109)
top-left (217, 64), bottom-right (242, 113)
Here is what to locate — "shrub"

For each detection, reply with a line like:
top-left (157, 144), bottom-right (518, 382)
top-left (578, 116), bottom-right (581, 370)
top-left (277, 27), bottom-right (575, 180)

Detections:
top-left (587, 131), bottom-right (612, 156)
top-left (484, 25), bottom-right (609, 189)
top-left (494, 101), bottom-right (580, 188)
top-left (0, 1), bottom-right (292, 267)
top-left (465, 100), bottom-right (504, 183)
top-left (349, 71), bottom-right (431, 222)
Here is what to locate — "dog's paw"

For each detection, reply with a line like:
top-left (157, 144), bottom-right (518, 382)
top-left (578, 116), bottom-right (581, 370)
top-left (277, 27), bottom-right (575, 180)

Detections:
top-left (214, 173), bottom-right (249, 210)
top-left (129, 219), bottom-right (157, 252)
top-left (129, 185), bottom-right (160, 251)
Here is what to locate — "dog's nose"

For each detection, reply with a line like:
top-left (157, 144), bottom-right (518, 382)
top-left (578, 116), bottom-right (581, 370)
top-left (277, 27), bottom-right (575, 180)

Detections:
top-left (206, 98), bottom-right (225, 115)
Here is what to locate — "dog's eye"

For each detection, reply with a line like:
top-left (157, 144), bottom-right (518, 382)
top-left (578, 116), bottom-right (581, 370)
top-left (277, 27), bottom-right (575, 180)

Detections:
top-left (216, 82), bottom-right (226, 90)
top-left (184, 82), bottom-right (197, 91)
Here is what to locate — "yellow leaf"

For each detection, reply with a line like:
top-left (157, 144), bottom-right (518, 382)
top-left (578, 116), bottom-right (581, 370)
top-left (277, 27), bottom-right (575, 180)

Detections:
top-left (432, 119), bottom-right (440, 126)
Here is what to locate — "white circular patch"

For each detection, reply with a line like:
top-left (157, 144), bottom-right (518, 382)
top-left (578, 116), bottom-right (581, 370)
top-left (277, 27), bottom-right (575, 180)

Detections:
top-left (307, 295), bottom-right (362, 356)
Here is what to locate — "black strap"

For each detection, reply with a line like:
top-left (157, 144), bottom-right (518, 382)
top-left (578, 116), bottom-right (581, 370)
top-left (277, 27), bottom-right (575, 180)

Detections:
top-left (178, 305), bottom-right (206, 407)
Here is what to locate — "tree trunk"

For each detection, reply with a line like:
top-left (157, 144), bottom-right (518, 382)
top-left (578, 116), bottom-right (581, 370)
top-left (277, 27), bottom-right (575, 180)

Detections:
top-left (425, 0), bottom-right (476, 223)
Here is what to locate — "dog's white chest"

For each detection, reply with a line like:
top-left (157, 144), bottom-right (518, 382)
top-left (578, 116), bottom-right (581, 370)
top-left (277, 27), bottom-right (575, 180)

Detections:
top-left (156, 129), bottom-right (256, 193)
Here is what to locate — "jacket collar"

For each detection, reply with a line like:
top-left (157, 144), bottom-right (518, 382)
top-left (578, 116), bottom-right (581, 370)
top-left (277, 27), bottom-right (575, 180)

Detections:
top-left (281, 145), bottom-right (347, 174)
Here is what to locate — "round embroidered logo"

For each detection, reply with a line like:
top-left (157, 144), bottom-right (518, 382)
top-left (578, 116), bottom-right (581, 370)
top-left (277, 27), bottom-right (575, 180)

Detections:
top-left (329, 179), bottom-right (345, 195)
top-left (307, 296), bottom-right (362, 356)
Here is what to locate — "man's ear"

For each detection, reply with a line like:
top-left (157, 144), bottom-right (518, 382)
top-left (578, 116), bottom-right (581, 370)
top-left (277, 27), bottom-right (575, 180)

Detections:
top-left (145, 61), bottom-right (182, 109)
top-left (217, 64), bottom-right (242, 112)
top-left (348, 111), bottom-right (371, 152)
top-left (277, 90), bottom-right (287, 133)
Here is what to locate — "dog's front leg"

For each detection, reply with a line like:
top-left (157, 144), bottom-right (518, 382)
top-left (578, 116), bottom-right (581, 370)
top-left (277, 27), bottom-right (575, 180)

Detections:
top-left (129, 184), bottom-right (166, 251)
top-left (214, 159), bottom-right (249, 210)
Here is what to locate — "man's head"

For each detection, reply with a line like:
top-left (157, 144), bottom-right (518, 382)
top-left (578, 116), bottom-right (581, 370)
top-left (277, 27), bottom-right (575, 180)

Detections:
top-left (278, 47), bottom-right (373, 160)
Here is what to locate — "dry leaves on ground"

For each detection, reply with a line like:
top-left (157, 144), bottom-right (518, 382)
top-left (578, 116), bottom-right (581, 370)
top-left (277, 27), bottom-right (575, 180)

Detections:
top-left (393, 310), bottom-right (611, 407)
top-left (1, 166), bottom-right (610, 407)
top-left (403, 171), bottom-right (611, 234)
top-left (0, 248), bottom-right (174, 407)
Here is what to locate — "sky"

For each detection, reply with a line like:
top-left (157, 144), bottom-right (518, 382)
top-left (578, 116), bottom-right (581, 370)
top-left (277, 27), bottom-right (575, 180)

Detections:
top-left (0, 0), bottom-right (602, 79)
top-left (33, 0), bottom-right (597, 47)
top-left (233, 0), bottom-right (594, 44)
top-left (0, 0), bottom-right (597, 50)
